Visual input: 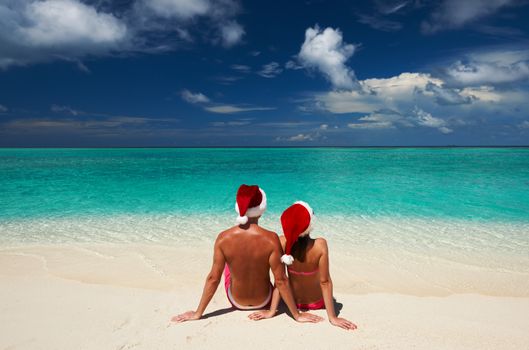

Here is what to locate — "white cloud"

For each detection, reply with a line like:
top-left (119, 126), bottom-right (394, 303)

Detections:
top-left (0, 0), bottom-right (127, 68)
top-left (0, 104), bottom-right (7, 113)
top-left (297, 25), bottom-right (358, 89)
top-left (205, 105), bottom-right (275, 114)
top-left (21, 0), bottom-right (127, 46)
top-left (316, 72), bottom-right (443, 113)
top-left (307, 70), bottom-right (529, 134)
top-left (422, 0), bottom-right (515, 34)
top-left (459, 86), bottom-right (503, 102)
top-left (412, 107), bottom-right (453, 133)
top-left (425, 83), bottom-right (474, 105)
top-left (51, 104), bottom-right (80, 115)
top-left (285, 60), bottom-right (303, 70)
top-left (348, 121), bottom-right (394, 129)
top-left (374, 0), bottom-right (410, 15)
top-left (220, 21), bottom-right (244, 47)
top-left (258, 62), bottom-right (283, 78)
top-left (347, 108), bottom-right (452, 134)
top-left (142, 0), bottom-right (210, 19)
top-left (319, 124), bottom-right (329, 130)
top-left (0, 0), bottom-right (244, 69)
top-left (445, 49), bottom-right (529, 85)
top-left (348, 112), bottom-right (401, 130)
top-left (288, 133), bottom-right (313, 142)
top-left (231, 64), bottom-right (251, 73)
top-left (180, 89), bottom-right (210, 104)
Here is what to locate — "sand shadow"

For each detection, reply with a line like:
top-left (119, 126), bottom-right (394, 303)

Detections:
top-left (333, 298), bottom-right (344, 316)
top-left (276, 298), bottom-right (343, 318)
top-left (201, 307), bottom-right (236, 319)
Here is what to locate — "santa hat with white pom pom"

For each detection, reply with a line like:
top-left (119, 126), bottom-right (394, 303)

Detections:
top-left (235, 184), bottom-right (267, 225)
top-left (280, 201), bottom-right (314, 265)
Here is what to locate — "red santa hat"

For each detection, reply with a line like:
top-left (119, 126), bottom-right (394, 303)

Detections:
top-left (235, 184), bottom-right (267, 225)
top-left (280, 201), bottom-right (314, 265)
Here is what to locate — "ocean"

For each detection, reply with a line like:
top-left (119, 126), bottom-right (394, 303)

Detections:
top-left (1, 147), bottom-right (528, 295)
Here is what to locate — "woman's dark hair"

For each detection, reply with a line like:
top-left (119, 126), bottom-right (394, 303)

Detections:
top-left (291, 235), bottom-right (310, 262)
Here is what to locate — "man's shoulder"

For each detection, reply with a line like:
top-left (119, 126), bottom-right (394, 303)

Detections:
top-left (216, 226), bottom-right (238, 240)
top-left (256, 226), bottom-right (281, 241)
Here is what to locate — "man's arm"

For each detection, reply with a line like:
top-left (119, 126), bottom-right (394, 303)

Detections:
top-left (171, 235), bottom-right (226, 323)
top-left (269, 235), bottom-right (323, 323)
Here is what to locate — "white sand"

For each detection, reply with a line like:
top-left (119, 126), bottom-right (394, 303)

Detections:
top-left (1, 243), bottom-right (529, 350)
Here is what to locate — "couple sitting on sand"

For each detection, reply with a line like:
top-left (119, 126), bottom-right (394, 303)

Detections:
top-left (172, 184), bottom-right (357, 330)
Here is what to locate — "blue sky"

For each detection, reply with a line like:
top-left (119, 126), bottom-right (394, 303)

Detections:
top-left (1, 0), bottom-right (529, 146)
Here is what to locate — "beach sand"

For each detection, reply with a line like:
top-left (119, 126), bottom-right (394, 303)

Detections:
top-left (1, 243), bottom-right (529, 350)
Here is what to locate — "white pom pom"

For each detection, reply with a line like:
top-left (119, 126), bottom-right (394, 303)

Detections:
top-left (236, 215), bottom-right (248, 225)
top-left (281, 254), bottom-right (294, 265)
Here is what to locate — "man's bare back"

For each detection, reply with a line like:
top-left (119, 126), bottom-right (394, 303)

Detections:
top-left (218, 223), bottom-right (279, 306)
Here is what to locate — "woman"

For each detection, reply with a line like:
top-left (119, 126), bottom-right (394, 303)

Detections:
top-left (249, 201), bottom-right (357, 331)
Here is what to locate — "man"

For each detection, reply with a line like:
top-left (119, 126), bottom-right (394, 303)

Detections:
top-left (172, 184), bottom-right (323, 323)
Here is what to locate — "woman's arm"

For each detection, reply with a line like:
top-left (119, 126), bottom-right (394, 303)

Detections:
top-left (171, 236), bottom-right (226, 322)
top-left (318, 239), bottom-right (357, 330)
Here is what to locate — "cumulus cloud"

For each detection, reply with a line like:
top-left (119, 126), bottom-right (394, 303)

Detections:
top-left (445, 49), bottom-right (529, 86)
top-left (317, 72), bottom-right (443, 114)
top-left (422, 0), bottom-right (516, 34)
top-left (258, 62), bottom-right (283, 78)
top-left (0, 0), bottom-right (127, 68)
top-left (0, 104), bottom-right (8, 113)
top-left (180, 90), bottom-right (210, 104)
top-left (297, 25), bottom-right (358, 89)
top-left (0, 0), bottom-right (244, 69)
top-left (308, 66), bottom-right (529, 135)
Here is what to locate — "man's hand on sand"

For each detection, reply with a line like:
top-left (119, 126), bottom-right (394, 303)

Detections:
top-left (248, 309), bottom-right (277, 321)
top-left (330, 316), bottom-right (357, 330)
top-left (294, 312), bottom-right (324, 323)
top-left (171, 311), bottom-right (201, 323)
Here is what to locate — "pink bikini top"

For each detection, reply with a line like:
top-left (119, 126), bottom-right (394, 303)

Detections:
top-left (287, 267), bottom-right (319, 276)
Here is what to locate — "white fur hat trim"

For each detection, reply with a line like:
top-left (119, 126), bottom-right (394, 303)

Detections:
top-left (281, 254), bottom-right (294, 265)
top-left (235, 188), bottom-right (267, 224)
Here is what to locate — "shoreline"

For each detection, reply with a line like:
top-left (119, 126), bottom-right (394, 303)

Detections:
top-left (1, 242), bottom-right (529, 349)
top-left (1, 242), bottom-right (528, 297)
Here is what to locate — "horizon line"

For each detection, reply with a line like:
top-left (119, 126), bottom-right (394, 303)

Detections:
top-left (2, 145), bottom-right (529, 149)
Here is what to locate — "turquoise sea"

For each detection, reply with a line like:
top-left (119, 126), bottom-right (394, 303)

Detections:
top-left (0, 148), bottom-right (528, 258)
top-left (1, 147), bottom-right (529, 221)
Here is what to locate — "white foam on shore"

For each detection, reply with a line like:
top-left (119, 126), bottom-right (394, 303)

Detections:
top-left (1, 214), bottom-right (528, 297)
